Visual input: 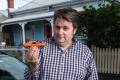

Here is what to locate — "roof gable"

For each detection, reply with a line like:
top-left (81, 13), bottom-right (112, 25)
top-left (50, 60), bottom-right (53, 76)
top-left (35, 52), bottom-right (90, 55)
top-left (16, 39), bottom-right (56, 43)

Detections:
top-left (14, 0), bottom-right (73, 12)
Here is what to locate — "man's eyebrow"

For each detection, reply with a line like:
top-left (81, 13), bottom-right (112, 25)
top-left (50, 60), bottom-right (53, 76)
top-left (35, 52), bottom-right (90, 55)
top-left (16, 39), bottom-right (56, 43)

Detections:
top-left (54, 25), bottom-right (59, 27)
top-left (63, 26), bottom-right (69, 28)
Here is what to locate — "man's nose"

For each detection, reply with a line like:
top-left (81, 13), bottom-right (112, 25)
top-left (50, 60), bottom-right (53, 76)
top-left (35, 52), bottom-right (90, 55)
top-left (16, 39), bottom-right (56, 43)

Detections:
top-left (58, 28), bottom-right (63, 34)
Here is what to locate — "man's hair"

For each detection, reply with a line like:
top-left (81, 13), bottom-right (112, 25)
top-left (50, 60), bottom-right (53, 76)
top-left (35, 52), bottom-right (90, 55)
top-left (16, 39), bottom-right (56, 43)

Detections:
top-left (54, 8), bottom-right (79, 29)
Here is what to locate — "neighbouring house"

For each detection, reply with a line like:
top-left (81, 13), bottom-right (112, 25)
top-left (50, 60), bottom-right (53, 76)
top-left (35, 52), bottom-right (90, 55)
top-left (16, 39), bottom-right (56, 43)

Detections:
top-left (0, 0), bottom-right (15, 45)
top-left (0, 0), bottom-right (104, 46)
top-left (0, 10), bottom-right (8, 43)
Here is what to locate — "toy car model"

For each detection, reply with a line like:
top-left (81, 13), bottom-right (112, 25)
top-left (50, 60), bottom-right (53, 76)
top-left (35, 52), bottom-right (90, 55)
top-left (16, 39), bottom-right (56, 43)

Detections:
top-left (23, 41), bottom-right (45, 47)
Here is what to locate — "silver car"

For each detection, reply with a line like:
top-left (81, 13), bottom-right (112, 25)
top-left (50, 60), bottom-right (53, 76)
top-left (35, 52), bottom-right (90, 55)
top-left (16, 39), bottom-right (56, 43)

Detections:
top-left (0, 51), bottom-right (26, 80)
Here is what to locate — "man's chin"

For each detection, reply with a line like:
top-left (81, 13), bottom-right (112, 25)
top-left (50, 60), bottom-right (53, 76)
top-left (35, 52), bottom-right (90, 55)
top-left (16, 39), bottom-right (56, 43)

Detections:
top-left (57, 42), bottom-right (66, 47)
top-left (54, 38), bottom-right (65, 44)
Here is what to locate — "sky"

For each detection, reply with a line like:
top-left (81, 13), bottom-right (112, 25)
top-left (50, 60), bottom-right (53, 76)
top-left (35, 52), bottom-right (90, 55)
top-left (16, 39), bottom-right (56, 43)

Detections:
top-left (0, 0), bottom-right (32, 10)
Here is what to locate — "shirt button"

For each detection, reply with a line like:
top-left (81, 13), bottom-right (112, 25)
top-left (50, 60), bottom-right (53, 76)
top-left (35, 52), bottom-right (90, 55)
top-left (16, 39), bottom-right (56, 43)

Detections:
top-left (60, 70), bottom-right (63, 74)
top-left (61, 63), bottom-right (64, 65)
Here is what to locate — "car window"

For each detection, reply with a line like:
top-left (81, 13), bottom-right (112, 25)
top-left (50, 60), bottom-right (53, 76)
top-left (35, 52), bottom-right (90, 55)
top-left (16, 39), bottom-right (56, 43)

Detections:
top-left (0, 69), bottom-right (16, 80)
top-left (0, 56), bottom-right (26, 80)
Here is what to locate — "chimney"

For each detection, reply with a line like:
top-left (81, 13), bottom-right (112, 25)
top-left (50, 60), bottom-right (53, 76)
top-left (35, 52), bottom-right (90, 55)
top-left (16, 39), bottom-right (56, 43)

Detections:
top-left (7, 0), bottom-right (14, 8)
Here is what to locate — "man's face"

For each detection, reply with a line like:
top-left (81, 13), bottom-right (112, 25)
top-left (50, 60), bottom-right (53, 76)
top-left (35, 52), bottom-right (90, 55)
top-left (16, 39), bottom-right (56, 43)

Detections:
top-left (54, 17), bottom-right (76, 47)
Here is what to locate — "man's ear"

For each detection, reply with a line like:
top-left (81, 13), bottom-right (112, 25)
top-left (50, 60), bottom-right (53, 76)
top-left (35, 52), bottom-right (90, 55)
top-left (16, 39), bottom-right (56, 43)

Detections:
top-left (73, 28), bottom-right (77, 35)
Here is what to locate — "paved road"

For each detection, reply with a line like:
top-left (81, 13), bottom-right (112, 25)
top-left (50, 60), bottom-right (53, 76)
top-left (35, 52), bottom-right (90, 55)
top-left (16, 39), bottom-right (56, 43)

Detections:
top-left (98, 73), bottom-right (120, 80)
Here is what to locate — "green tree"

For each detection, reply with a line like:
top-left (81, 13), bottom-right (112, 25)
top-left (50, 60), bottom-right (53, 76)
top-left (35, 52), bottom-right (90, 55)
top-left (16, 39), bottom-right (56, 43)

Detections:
top-left (78, 1), bottom-right (120, 48)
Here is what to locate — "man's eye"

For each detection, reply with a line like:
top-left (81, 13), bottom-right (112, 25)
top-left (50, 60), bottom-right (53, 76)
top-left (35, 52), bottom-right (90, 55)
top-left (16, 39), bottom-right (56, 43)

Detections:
top-left (55, 27), bottom-right (60, 29)
top-left (64, 28), bottom-right (68, 30)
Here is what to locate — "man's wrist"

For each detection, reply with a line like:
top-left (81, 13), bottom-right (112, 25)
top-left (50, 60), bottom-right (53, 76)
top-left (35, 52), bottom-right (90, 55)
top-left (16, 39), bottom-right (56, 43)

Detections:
top-left (27, 62), bottom-right (39, 72)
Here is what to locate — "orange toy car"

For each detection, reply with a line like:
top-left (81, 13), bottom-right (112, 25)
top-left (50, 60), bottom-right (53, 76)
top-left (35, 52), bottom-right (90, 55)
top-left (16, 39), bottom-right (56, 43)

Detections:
top-left (23, 41), bottom-right (45, 47)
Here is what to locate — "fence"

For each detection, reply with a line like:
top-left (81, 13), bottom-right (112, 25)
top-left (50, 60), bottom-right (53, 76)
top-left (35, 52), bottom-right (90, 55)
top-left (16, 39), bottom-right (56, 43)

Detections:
top-left (91, 45), bottom-right (120, 74)
top-left (0, 46), bottom-right (28, 62)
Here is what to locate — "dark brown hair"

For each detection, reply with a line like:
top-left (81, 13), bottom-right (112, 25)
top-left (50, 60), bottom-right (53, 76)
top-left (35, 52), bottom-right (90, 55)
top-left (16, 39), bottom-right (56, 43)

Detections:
top-left (54, 8), bottom-right (79, 29)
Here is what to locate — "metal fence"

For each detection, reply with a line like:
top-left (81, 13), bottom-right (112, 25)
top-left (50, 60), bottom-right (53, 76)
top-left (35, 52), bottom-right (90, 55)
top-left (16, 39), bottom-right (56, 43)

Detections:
top-left (91, 45), bottom-right (120, 74)
top-left (0, 46), bottom-right (28, 62)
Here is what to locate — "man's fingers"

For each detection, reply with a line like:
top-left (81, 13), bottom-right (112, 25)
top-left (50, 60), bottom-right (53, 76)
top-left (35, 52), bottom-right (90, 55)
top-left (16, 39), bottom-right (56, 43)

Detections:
top-left (26, 46), bottom-right (36, 58)
top-left (25, 46), bottom-right (39, 63)
top-left (29, 46), bottom-right (37, 59)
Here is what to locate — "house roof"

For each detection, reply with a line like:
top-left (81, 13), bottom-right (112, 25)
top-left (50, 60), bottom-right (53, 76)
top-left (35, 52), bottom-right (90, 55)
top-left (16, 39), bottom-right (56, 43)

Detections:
top-left (0, 10), bottom-right (8, 17)
top-left (1, 11), bottom-right (54, 25)
top-left (14, 0), bottom-right (73, 12)
top-left (1, 7), bottom-right (83, 25)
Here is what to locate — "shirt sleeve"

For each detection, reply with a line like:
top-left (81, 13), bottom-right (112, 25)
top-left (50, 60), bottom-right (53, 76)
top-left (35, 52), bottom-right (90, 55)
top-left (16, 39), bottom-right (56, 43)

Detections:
top-left (24, 65), bottom-right (40, 80)
top-left (84, 46), bottom-right (99, 80)
top-left (85, 58), bottom-right (99, 80)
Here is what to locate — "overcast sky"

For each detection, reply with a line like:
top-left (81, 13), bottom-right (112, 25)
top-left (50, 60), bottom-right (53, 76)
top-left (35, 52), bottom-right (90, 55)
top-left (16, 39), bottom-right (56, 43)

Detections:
top-left (0, 0), bottom-right (32, 10)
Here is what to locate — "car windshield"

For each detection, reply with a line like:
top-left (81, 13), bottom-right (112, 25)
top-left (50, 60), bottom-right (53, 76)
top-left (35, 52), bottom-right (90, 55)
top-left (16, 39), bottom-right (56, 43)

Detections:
top-left (0, 56), bottom-right (26, 80)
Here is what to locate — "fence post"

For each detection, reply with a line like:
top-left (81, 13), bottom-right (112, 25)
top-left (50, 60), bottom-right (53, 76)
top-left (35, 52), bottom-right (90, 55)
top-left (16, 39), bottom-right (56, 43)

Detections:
top-left (108, 48), bottom-right (111, 73)
top-left (114, 48), bottom-right (117, 74)
top-left (117, 48), bottom-right (120, 74)
top-left (22, 47), bottom-right (26, 63)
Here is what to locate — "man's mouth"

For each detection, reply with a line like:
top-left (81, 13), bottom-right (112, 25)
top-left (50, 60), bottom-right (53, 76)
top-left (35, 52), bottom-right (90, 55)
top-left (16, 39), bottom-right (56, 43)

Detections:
top-left (57, 37), bottom-right (63, 38)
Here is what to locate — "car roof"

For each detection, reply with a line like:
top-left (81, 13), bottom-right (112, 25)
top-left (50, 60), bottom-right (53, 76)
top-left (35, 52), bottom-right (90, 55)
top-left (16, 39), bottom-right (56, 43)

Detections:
top-left (0, 51), bottom-right (10, 57)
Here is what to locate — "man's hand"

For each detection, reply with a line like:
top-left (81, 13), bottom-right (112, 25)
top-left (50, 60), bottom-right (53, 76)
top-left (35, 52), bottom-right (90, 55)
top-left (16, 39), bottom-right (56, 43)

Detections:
top-left (25, 46), bottom-right (39, 72)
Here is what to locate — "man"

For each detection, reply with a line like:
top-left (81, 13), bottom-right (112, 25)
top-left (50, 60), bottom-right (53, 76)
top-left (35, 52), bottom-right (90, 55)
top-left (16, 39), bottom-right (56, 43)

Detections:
top-left (24, 8), bottom-right (98, 80)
